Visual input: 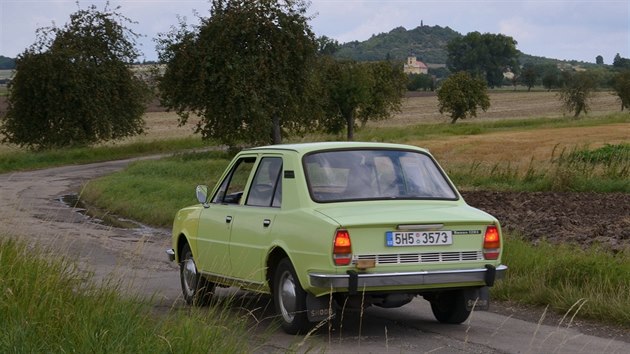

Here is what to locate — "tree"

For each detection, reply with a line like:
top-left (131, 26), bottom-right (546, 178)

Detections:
top-left (595, 55), bottom-right (604, 65)
top-left (407, 73), bottom-right (433, 91)
top-left (558, 71), bottom-right (598, 117)
top-left (613, 53), bottom-right (630, 69)
top-left (0, 4), bottom-right (148, 150)
top-left (437, 71), bottom-right (490, 124)
top-left (612, 70), bottom-right (630, 111)
top-left (520, 63), bottom-right (538, 91)
top-left (318, 59), bottom-right (407, 140)
top-left (540, 64), bottom-right (561, 91)
top-left (316, 35), bottom-right (340, 56)
top-left (446, 32), bottom-right (519, 88)
top-left (157, 0), bottom-right (317, 147)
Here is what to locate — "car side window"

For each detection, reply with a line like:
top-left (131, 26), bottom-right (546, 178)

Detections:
top-left (246, 157), bottom-right (283, 207)
top-left (212, 157), bottom-right (256, 204)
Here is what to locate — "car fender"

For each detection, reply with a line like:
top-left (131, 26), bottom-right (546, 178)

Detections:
top-left (172, 205), bottom-right (202, 262)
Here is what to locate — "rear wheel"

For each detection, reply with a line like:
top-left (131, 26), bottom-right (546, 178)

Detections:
top-left (273, 258), bottom-right (310, 334)
top-left (180, 243), bottom-right (215, 306)
top-left (430, 290), bottom-right (471, 324)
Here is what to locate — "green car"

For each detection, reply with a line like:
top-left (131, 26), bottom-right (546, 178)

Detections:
top-left (167, 142), bottom-right (506, 334)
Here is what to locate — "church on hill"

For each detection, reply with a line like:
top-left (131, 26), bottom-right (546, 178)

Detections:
top-left (403, 56), bottom-right (428, 75)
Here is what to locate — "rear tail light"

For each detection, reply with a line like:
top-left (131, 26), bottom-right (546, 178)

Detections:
top-left (333, 229), bottom-right (352, 266)
top-left (483, 225), bottom-right (501, 260)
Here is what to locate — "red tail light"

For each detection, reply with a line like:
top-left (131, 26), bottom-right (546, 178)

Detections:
top-left (483, 225), bottom-right (501, 260)
top-left (333, 229), bottom-right (352, 266)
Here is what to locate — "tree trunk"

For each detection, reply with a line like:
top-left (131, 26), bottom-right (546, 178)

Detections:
top-left (346, 112), bottom-right (354, 141)
top-left (272, 116), bottom-right (282, 145)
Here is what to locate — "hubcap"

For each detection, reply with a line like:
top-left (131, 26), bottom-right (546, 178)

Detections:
top-left (278, 271), bottom-right (297, 322)
top-left (182, 256), bottom-right (197, 297)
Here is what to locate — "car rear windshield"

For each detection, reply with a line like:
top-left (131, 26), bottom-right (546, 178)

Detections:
top-left (303, 149), bottom-right (458, 202)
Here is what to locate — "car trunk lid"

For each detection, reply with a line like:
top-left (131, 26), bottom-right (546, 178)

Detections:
top-left (315, 201), bottom-right (499, 271)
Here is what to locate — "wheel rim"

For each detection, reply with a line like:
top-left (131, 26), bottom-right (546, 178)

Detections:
top-left (278, 270), bottom-right (297, 323)
top-left (182, 256), bottom-right (197, 298)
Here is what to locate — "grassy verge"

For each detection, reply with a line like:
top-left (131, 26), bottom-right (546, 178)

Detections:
top-left (492, 235), bottom-right (630, 328)
top-left (447, 143), bottom-right (629, 193)
top-left (0, 137), bottom-right (213, 173)
top-left (0, 237), bottom-right (249, 353)
top-left (80, 150), bottom-right (231, 227)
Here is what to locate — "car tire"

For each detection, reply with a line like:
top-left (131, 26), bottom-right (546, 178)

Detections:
top-left (430, 290), bottom-right (471, 324)
top-left (273, 258), bottom-right (311, 334)
top-left (180, 242), bottom-right (215, 306)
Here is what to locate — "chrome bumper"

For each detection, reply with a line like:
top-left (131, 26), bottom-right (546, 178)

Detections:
top-left (166, 249), bottom-right (175, 262)
top-left (309, 264), bottom-right (507, 290)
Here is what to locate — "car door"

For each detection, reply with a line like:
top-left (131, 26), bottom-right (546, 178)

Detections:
top-left (229, 156), bottom-right (283, 283)
top-left (196, 156), bottom-right (256, 276)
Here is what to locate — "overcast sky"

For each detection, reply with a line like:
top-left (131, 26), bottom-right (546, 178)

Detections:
top-left (1, 0), bottom-right (628, 64)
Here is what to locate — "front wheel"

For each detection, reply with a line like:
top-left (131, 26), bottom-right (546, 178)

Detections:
top-left (429, 290), bottom-right (471, 324)
top-left (180, 243), bottom-right (215, 306)
top-left (273, 258), bottom-right (310, 334)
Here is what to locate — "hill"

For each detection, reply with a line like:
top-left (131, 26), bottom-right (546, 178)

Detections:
top-left (335, 25), bottom-right (459, 64)
top-left (333, 24), bottom-right (589, 67)
top-left (0, 56), bottom-right (16, 70)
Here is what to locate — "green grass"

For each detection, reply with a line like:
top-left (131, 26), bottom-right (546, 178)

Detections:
top-left (80, 150), bottom-right (231, 227)
top-left (448, 144), bottom-right (629, 193)
top-left (0, 137), bottom-right (213, 173)
top-left (493, 235), bottom-right (630, 328)
top-left (0, 238), bottom-right (250, 353)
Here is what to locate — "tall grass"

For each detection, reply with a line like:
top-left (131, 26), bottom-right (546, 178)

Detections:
top-left (493, 234), bottom-right (630, 328)
top-left (448, 144), bottom-right (629, 193)
top-left (0, 238), bottom-right (249, 352)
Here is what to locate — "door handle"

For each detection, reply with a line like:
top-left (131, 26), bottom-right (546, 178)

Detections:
top-left (263, 219), bottom-right (271, 227)
top-left (225, 216), bottom-right (233, 223)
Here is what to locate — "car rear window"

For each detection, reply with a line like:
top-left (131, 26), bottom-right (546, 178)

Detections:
top-left (303, 149), bottom-right (457, 202)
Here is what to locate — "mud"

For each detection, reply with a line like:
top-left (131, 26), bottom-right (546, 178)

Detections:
top-left (462, 191), bottom-right (630, 252)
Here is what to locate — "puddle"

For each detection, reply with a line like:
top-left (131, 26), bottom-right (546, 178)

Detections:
top-left (58, 194), bottom-right (146, 230)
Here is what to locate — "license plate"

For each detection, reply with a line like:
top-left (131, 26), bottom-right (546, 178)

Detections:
top-left (386, 231), bottom-right (453, 247)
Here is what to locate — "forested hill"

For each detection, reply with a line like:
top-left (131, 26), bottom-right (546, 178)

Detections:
top-left (0, 56), bottom-right (16, 70)
top-left (333, 24), bottom-right (574, 66)
top-left (334, 25), bottom-right (459, 64)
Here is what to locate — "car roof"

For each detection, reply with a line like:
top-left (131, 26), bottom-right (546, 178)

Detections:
top-left (243, 142), bottom-right (429, 155)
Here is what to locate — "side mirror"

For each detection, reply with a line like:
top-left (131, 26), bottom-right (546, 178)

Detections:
top-left (196, 185), bottom-right (209, 205)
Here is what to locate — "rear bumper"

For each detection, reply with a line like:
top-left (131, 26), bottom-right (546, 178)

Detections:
top-left (309, 264), bottom-right (507, 291)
